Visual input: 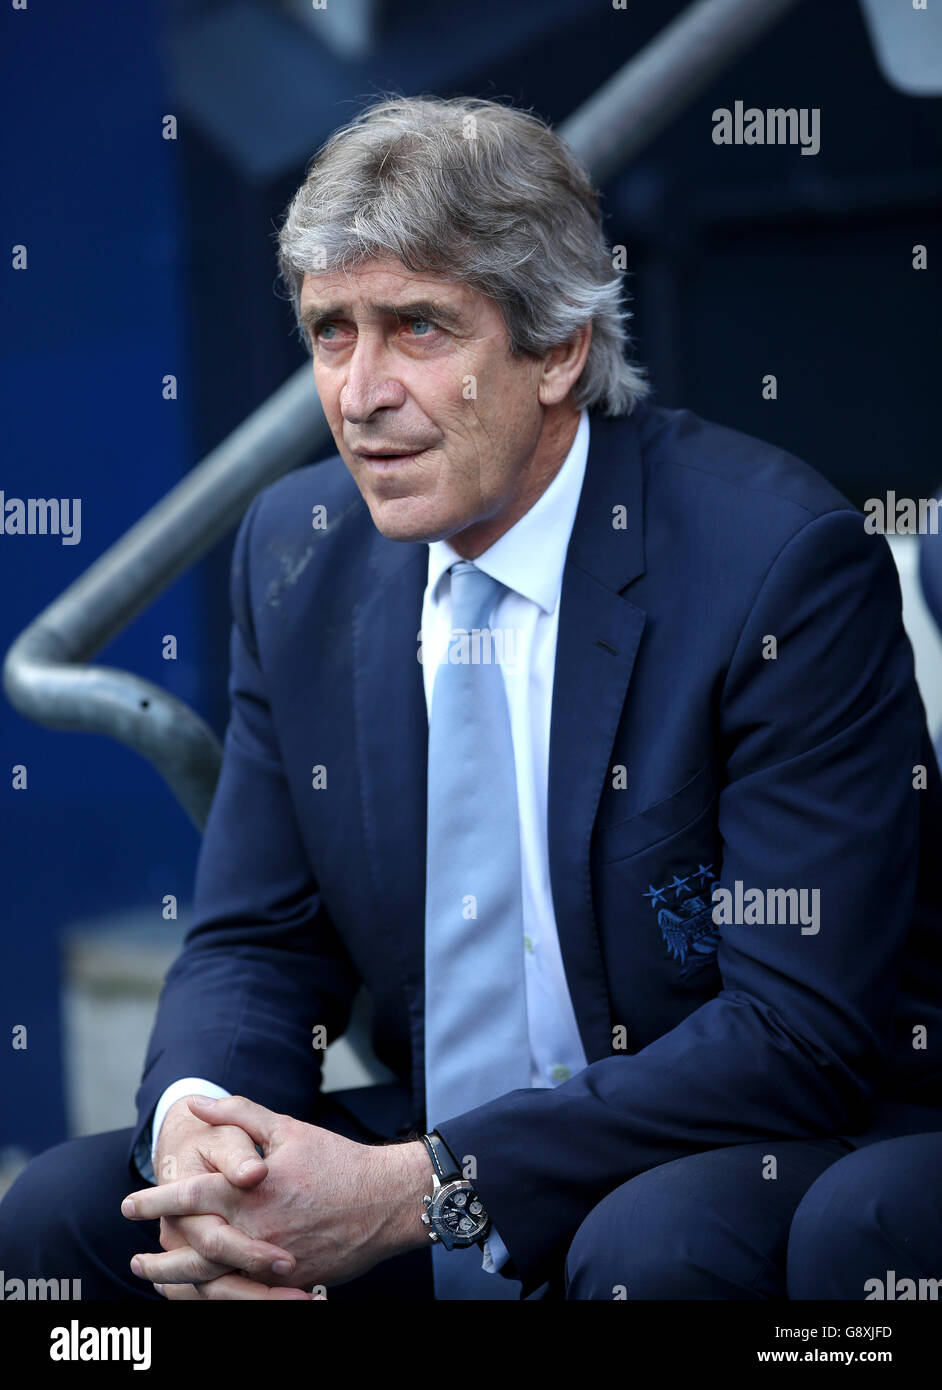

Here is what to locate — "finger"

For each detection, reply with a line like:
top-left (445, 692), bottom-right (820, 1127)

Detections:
top-left (188, 1273), bottom-right (315, 1301)
top-left (198, 1128), bottom-right (269, 1188)
top-left (159, 1214), bottom-right (187, 1248)
top-left (159, 1282), bottom-right (200, 1301)
top-left (132, 1246), bottom-right (228, 1285)
top-left (187, 1095), bottom-right (277, 1148)
top-left (121, 1172), bottom-right (232, 1223)
top-left (138, 1221), bottom-right (295, 1283)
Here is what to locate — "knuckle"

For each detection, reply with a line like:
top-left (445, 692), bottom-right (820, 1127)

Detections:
top-left (171, 1255), bottom-right (197, 1282)
top-left (270, 1114), bottom-right (293, 1144)
top-left (190, 1174), bottom-right (221, 1208)
top-left (200, 1228), bottom-right (225, 1263)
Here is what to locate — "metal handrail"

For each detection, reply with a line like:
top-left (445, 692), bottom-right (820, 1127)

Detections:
top-left (2, 0), bottom-right (803, 829)
top-left (4, 371), bottom-right (328, 827)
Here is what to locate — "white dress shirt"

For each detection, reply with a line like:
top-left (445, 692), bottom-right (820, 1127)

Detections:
top-left (147, 408), bottom-right (592, 1280)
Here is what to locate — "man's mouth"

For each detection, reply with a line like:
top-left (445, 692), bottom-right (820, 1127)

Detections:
top-left (353, 448), bottom-right (428, 470)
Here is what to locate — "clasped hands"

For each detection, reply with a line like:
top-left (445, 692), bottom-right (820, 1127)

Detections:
top-left (121, 1095), bottom-right (432, 1300)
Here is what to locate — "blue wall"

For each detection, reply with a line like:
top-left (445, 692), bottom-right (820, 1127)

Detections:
top-left (0, 1), bottom-right (204, 1151)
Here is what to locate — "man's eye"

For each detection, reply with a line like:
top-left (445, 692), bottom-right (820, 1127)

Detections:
top-left (314, 322), bottom-right (356, 349)
top-left (312, 318), bottom-right (437, 344)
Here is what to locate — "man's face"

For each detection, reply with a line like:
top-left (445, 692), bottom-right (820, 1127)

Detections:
top-left (299, 257), bottom-right (559, 554)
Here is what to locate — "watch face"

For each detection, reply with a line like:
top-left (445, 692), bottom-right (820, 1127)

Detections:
top-left (433, 1182), bottom-right (488, 1243)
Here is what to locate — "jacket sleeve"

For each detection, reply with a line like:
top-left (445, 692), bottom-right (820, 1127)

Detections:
top-left (437, 508), bottom-right (925, 1294)
top-left (130, 491), bottom-right (360, 1171)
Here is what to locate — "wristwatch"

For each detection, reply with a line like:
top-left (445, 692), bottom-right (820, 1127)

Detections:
top-left (419, 1131), bottom-right (491, 1249)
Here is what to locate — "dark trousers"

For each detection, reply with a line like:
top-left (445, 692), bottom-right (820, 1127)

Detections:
top-left (2, 1090), bottom-right (941, 1300)
top-left (566, 1131), bottom-right (942, 1299)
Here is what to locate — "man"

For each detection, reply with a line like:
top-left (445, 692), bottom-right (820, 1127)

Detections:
top-left (2, 94), bottom-right (941, 1302)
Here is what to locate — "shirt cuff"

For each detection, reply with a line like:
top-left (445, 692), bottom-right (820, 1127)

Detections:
top-left (482, 1227), bottom-right (511, 1274)
top-left (147, 1077), bottom-right (232, 1181)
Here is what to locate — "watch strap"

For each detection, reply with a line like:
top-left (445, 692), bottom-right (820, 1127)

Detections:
top-left (421, 1130), bottom-right (461, 1183)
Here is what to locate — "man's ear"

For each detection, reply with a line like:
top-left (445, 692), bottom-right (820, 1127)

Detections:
top-left (537, 321), bottom-right (592, 407)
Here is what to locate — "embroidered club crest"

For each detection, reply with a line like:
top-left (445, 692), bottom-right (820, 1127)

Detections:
top-left (643, 865), bottom-right (721, 979)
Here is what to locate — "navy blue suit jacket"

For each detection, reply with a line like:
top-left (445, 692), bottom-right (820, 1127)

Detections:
top-left (134, 402), bottom-right (942, 1294)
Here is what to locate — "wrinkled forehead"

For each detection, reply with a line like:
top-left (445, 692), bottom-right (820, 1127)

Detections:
top-left (298, 257), bottom-right (477, 321)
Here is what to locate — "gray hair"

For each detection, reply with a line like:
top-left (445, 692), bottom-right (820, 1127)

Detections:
top-left (275, 94), bottom-right (650, 417)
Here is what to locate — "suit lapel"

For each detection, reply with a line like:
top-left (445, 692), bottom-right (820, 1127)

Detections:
top-left (547, 410), bottom-right (647, 1063)
top-left (353, 536), bottom-right (429, 1118)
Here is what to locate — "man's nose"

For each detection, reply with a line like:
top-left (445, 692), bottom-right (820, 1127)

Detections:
top-left (339, 339), bottom-right (406, 422)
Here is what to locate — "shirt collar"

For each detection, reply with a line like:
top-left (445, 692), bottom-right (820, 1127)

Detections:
top-left (426, 408), bottom-right (590, 615)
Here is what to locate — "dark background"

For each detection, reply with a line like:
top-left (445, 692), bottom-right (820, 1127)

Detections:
top-left (1, 0), bottom-right (939, 1153)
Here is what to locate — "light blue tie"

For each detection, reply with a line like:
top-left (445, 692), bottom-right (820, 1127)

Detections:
top-left (424, 561), bottom-right (530, 1300)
